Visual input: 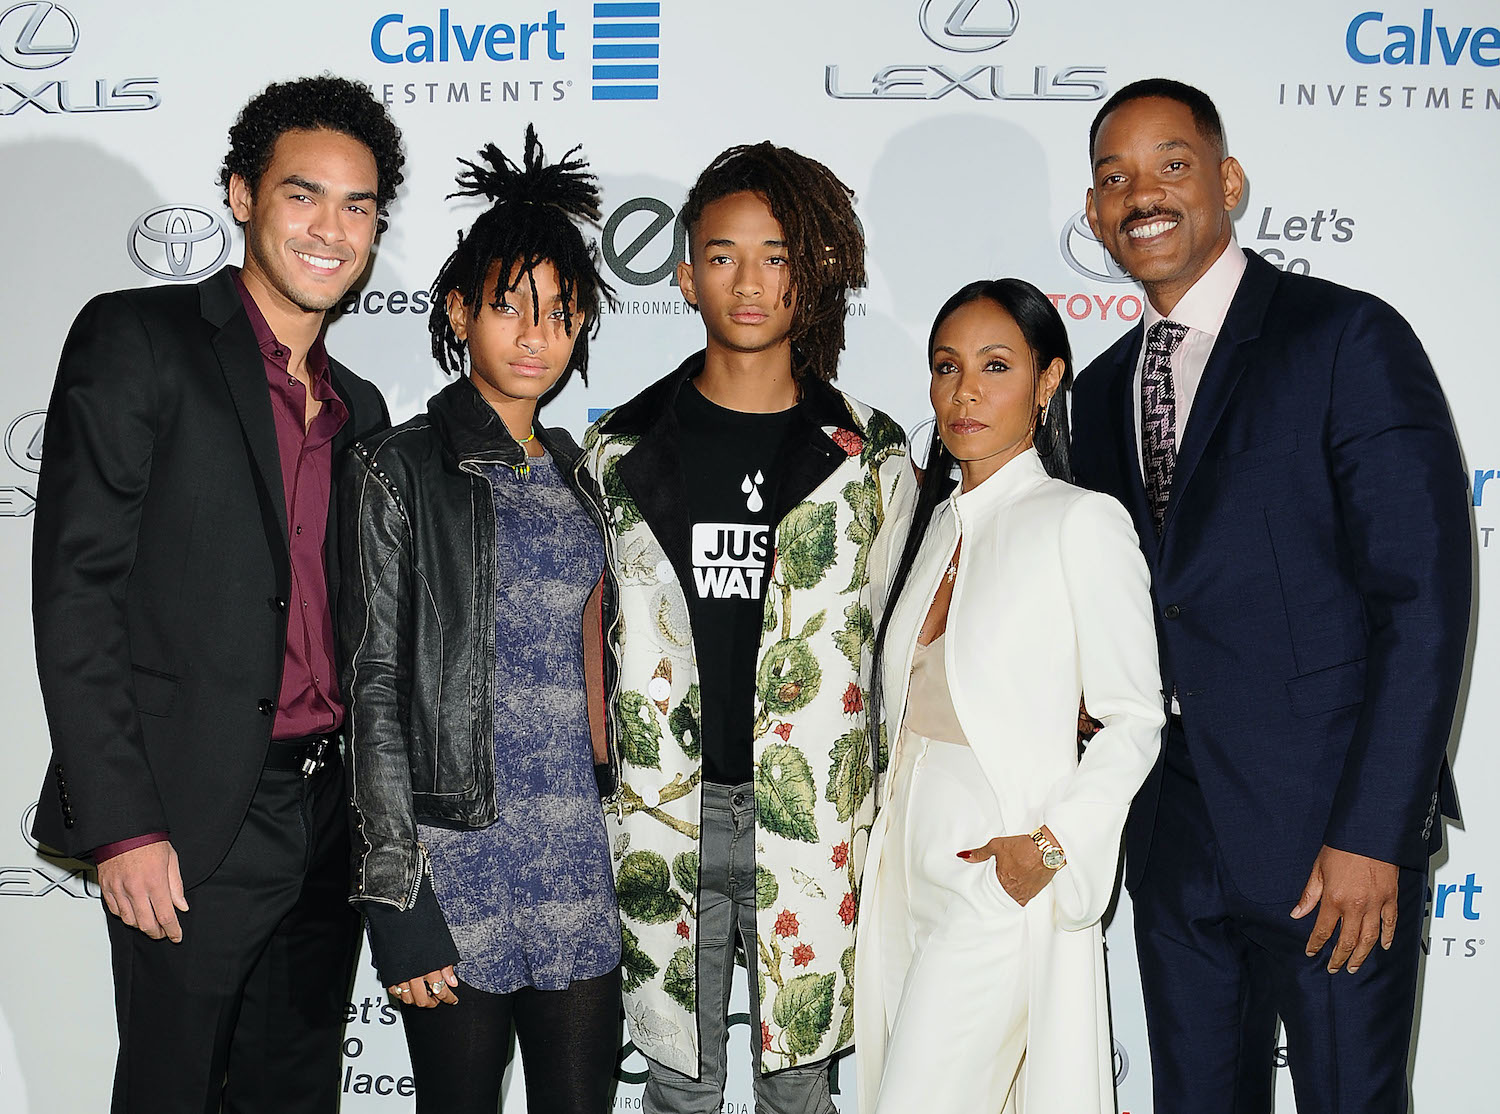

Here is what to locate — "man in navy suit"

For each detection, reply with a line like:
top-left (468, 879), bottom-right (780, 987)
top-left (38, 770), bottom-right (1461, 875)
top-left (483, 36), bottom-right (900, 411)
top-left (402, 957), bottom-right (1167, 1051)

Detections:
top-left (1071, 79), bottom-right (1470, 1113)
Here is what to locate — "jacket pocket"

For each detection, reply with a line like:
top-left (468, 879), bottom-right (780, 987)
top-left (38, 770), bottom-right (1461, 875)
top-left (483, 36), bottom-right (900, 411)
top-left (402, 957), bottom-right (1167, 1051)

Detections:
top-left (130, 665), bottom-right (180, 718)
top-left (1218, 432), bottom-right (1299, 476)
top-left (1285, 658), bottom-right (1366, 719)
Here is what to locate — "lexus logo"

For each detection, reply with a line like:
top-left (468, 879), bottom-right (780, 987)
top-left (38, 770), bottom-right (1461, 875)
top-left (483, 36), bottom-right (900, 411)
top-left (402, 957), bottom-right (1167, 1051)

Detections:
top-left (20, 802), bottom-right (39, 853)
top-left (127, 205), bottom-right (233, 283)
top-left (5, 410), bottom-right (43, 473)
top-left (1059, 209), bottom-right (1134, 284)
top-left (0, 2), bottom-right (78, 70)
top-left (918, 0), bottom-right (1019, 53)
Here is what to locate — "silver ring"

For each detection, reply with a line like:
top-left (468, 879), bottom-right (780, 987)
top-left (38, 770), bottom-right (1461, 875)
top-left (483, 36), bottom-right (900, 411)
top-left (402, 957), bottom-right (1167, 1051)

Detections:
top-left (428, 980), bottom-right (445, 996)
top-left (397, 986), bottom-right (411, 996)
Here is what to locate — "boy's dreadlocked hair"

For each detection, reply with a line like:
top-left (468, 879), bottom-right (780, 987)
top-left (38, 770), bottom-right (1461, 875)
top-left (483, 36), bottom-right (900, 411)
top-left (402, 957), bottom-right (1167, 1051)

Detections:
top-left (680, 142), bottom-right (867, 383)
top-left (429, 125), bottom-right (615, 382)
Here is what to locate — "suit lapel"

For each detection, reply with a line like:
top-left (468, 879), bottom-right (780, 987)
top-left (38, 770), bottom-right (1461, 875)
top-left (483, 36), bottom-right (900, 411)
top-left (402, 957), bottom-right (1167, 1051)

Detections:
top-left (201, 273), bottom-right (290, 554)
top-left (1105, 328), bottom-right (1156, 546)
top-left (1162, 252), bottom-right (1277, 535)
top-left (618, 413), bottom-right (693, 588)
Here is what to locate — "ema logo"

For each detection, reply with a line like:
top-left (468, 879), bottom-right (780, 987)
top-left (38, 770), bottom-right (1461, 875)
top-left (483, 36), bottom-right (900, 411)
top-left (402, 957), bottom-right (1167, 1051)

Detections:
top-left (592, 2), bottom-right (659, 100)
top-left (0, 1), bottom-right (159, 114)
top-left (1346, 10), bottom-right (1500, 67)
top-left (127, 205), bottom-right (233, 283)
top-left (0, 1), bottom-right (76, 69)
top-left (370, 7), bottom-right (565, 63)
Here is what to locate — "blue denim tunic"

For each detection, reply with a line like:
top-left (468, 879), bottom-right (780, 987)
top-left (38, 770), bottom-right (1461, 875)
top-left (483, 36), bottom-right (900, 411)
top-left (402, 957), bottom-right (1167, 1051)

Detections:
top-left (419, 451), bottom-right (621, 993)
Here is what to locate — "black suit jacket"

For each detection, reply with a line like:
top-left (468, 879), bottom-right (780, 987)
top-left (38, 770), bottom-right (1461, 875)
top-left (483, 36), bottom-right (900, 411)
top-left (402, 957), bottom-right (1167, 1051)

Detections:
top-left (1072, 251), bottom-right (1470, 902)
top-left (31, 269), bottom-right (389, 888)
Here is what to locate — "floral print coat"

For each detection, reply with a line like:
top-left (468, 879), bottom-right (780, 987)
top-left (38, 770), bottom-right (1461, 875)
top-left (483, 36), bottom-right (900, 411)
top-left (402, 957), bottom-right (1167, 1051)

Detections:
top-left (580, 357), bottom-right (913, 1076)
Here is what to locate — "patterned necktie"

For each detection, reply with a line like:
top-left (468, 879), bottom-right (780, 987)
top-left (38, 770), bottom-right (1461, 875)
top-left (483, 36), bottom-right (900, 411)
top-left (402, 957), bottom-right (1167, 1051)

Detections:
top-left (1141, 320), bottom-right (1189, 534)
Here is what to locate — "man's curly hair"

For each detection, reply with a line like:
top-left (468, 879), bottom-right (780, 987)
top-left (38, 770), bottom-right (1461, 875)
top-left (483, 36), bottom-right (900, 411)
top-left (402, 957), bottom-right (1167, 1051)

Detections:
top-left (218, 75), bottom-right (405, 232)
top-left (680, 142), bottom-right (867, 384)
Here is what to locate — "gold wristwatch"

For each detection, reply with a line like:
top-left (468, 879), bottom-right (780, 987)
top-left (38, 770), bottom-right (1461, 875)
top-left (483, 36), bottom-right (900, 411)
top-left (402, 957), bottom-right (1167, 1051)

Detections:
top-left (1030, 828), bottom-right (1067, 871)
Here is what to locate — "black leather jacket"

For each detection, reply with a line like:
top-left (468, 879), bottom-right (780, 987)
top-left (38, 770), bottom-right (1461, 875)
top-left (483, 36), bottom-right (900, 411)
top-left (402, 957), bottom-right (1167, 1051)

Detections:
top-left (338, 376), bottom-right (620, 912)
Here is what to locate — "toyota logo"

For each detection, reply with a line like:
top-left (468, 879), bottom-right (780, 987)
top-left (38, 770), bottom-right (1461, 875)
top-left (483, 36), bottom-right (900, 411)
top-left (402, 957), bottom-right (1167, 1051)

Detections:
top-left (918, 0), bottom-right (1019, 53)
top-left (127, 205), bottom-right (233, 283)
top-left (0, 2), bottom-right (78, 70)
top-left (5, 410), bottom-right (44, 473)
top-left (1059, 209), bottom-right (1134, 285)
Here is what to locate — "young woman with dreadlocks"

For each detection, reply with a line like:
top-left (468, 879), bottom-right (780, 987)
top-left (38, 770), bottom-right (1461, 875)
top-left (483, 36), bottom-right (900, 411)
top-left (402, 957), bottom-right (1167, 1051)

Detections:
top-left (339, 126), bottom-right (622, 1114)
top-left (851, 281), bottom-right (1164, 1114)
top-left (579, 143), bottom-right (915, 1113)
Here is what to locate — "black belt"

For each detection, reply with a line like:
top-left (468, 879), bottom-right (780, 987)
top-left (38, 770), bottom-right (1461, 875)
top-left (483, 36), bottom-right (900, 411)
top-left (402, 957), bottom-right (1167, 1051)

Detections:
top-left (264, 731), bottom-right (342, 776)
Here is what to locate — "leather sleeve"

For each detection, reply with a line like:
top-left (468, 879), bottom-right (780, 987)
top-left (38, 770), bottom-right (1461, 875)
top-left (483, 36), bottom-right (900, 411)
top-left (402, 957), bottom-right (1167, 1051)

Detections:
top-left (337, 444), bottom-right (421, 908)
top-left (32, 293), bottom-right (168, 854)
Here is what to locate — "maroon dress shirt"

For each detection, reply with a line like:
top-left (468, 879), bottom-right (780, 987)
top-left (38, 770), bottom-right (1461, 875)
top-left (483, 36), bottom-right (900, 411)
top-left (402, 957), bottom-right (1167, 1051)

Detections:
top-left (94, 272), bottom-right (348, 863)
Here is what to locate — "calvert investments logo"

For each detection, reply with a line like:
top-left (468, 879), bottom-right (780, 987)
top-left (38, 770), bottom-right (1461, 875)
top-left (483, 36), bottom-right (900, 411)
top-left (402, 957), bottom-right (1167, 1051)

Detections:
top-left (825, 0), bottom-right (1107, 102)
top-left (1424, 868), bottom-right (1485, 959)
top-left (1275, 8), bottom-right (1498, 112)
top-left (126, 205), bottom-right (233, 283)
top-left (591, 1), bottom-right (659, 101)
top-left (0, 409), bottom-right (43, 517)
top-left (0, 1), bottom-right (159, 114)
top-left (368, 5), bottom-right (573, 106)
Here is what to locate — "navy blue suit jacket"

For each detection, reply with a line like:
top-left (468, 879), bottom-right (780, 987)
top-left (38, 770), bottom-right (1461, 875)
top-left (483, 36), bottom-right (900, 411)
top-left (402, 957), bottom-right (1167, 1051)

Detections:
top-left (1072, 250), bottom-right (1470, 903)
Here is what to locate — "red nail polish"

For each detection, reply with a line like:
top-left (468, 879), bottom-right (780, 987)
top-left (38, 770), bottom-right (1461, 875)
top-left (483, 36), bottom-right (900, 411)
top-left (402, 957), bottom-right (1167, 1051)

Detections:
top-left (956, 851), bottom-right (971, 859)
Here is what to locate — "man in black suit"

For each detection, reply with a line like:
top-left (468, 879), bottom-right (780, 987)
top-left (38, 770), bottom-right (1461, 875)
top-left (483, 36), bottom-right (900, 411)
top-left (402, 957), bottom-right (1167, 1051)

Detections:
top-left (31, 76), bottom-right (402, 1113)
top-left (1071, 79), bottom-right (1470, 1112)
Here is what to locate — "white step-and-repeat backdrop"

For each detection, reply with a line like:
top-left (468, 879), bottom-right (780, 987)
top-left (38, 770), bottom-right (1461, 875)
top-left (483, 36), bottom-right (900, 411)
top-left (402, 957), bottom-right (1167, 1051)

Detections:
top-left (1, 1), bottom-right (1494, 1110)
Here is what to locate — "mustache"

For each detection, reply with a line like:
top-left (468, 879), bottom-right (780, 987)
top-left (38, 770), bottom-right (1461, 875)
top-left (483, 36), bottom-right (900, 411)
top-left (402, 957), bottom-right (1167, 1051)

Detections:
top-left (1120, 206), bottom-right (1183, 232)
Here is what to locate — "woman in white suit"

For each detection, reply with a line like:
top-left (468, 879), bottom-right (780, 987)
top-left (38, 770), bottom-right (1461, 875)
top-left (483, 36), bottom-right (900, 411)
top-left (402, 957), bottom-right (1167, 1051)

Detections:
top-left (853, 279), bottom-right (1164, 1114)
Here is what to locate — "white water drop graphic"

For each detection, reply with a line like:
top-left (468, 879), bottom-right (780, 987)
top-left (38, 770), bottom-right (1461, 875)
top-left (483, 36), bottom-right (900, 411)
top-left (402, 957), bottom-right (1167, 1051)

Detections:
top-left (743, 472), bottom-right (764, 513)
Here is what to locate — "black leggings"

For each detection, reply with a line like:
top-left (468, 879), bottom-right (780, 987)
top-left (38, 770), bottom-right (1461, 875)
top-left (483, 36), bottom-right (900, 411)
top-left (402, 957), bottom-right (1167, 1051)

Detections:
top-left (401, 966), bottom-right (622, 1114)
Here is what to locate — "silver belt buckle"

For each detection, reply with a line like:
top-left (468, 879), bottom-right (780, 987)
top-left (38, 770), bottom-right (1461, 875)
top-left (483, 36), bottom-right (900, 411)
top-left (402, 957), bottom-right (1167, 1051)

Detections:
top-left (301, 739), bottom-right (328, 777)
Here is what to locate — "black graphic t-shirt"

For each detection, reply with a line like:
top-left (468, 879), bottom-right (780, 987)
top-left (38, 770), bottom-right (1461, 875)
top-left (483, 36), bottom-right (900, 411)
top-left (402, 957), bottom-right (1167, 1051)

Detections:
top-left (676, 379), bottom-right (796, 786)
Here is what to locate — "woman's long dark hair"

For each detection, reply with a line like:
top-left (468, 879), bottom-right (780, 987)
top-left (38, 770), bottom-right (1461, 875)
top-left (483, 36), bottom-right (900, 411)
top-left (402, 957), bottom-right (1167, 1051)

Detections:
top-left (868, 279), bottom-right (1075, 749)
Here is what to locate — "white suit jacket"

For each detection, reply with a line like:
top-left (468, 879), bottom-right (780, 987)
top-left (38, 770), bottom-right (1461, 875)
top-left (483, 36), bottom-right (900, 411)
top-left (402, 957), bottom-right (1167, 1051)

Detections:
top-left (855, 448), bottom-right (1164, 1113)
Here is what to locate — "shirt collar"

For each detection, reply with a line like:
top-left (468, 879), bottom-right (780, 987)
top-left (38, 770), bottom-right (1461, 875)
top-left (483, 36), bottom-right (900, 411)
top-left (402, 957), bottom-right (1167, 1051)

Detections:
top-left (231, 268), bottom-right (333, 392)
top-left (1142, 237), bottom-right (1247, 340)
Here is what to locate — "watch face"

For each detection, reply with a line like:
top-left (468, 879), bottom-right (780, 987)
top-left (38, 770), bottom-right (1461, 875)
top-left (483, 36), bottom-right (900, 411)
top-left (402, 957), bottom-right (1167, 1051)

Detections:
top-left (1042, 848), bottom-right (1066, 870)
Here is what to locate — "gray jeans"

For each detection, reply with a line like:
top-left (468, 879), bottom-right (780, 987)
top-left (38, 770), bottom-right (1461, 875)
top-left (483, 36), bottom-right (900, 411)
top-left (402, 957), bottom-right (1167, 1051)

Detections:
top-left (642, 780), bottom-right (836, 1114)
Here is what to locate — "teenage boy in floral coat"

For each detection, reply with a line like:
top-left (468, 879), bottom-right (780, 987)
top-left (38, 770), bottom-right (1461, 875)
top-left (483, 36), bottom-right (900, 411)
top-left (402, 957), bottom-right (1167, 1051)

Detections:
top-left (582, 143), bottom-right (914, 1113)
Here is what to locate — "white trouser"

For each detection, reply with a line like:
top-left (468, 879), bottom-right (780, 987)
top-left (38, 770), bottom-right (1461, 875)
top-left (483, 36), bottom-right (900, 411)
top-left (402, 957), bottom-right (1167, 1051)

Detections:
top-left (870, 730), bottom-right (1028, 1114)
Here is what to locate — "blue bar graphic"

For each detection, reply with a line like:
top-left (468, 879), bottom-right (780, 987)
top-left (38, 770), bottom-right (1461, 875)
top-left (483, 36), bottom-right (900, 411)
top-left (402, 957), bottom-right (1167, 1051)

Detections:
top-left (593, 42), bottom-right (659, 58)
top-left (593, 64), bottom-right (659, 80)
top-left (594, 2), bottom-right (659, 15)
top-left (593, 85), bottom-right (659, 100)
top-left (593, 22), bottom-right (659, 37)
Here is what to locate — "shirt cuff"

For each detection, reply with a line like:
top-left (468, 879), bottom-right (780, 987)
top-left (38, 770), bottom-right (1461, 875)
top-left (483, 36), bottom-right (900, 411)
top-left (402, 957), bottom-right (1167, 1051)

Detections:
top-left (91, 832), bottom-right (169, 864)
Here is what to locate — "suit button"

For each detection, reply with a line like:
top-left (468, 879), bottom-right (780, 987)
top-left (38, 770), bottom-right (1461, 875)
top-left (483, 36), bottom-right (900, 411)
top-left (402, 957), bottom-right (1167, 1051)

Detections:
top-left (53, 763), bottom-right (64, 776)
top-left (258, 699), bottom-right (274, 715)
top-left (270, 597), bottom-right (288, 613)
top-left (1164, 604), bottom-right (1181, 620)
top-left (63, 817), bottom-right (75, 829)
